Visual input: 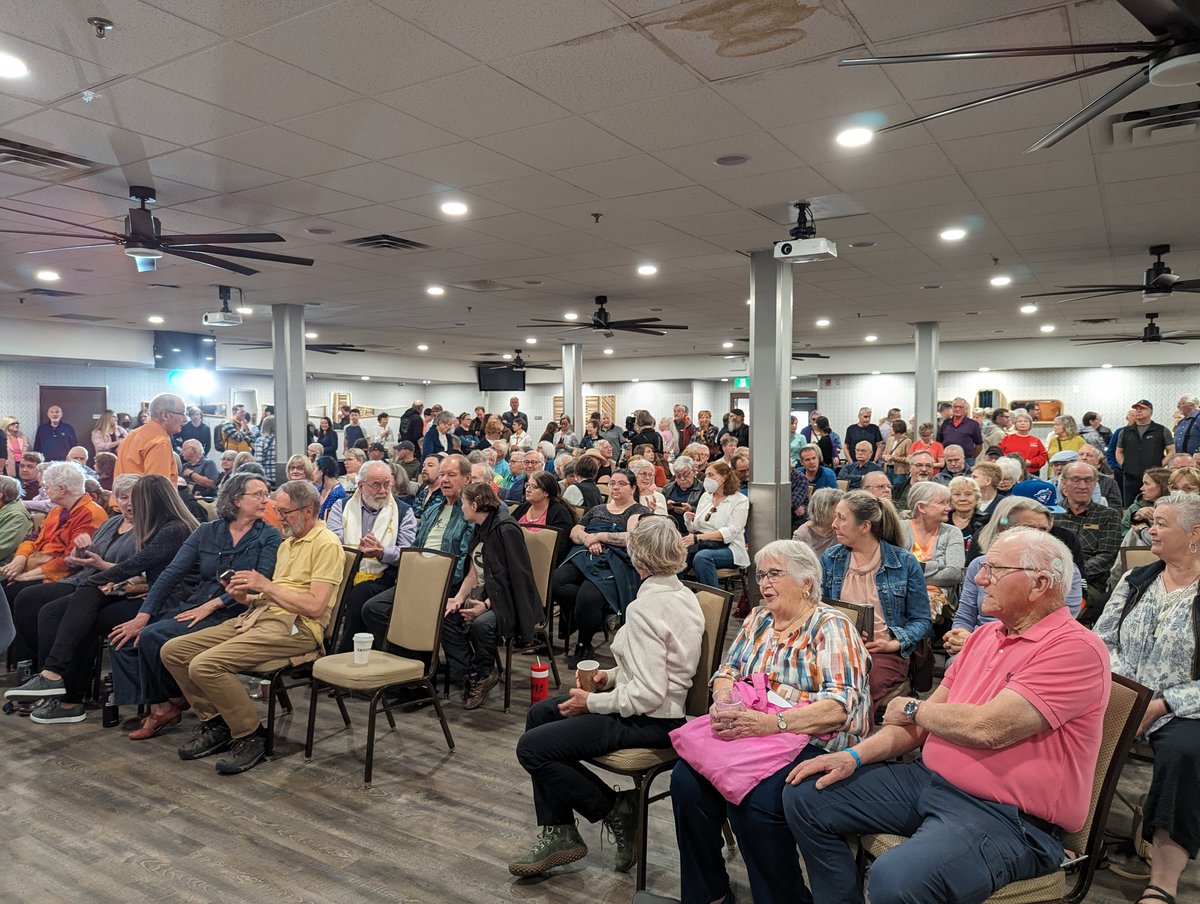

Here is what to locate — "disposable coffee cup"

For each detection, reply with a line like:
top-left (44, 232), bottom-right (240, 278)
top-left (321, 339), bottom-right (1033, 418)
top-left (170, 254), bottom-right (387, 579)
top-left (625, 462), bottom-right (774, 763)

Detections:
top-left (352, 632), bottom-right (373, 666)
top-left (575, 659), bottom-right (600, 691)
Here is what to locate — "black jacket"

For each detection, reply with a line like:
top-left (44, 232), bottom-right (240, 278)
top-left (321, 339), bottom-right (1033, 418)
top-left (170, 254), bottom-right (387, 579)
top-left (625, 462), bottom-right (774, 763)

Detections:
top-left (472, 507), bottom-right (542, 645)
top-left (576, 479), bottom-right (603, 510)
top-left (631, 427), bottom-right (662, 454)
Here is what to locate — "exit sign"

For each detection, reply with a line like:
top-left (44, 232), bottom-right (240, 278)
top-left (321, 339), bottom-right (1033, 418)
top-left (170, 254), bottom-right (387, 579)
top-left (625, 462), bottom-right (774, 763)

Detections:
top-left (733, 377), bottom-right (750, 389)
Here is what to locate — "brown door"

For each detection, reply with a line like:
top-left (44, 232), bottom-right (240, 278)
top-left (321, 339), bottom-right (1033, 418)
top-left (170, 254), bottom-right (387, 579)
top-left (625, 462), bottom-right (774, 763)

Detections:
top-left (38, 386), bottom-right (108, 463)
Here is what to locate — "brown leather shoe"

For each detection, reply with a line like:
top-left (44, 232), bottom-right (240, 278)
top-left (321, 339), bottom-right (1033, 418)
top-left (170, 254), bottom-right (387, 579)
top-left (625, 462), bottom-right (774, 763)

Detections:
top-left (128, 702), bottom-right (182, 740)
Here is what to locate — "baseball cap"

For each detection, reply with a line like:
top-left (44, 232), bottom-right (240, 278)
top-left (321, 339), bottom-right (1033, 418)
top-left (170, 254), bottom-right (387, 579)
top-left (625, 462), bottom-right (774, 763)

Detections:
top-left (1009, 478), bottom-right (1065, 514)
top-left (985, 445), bottom-right (1003, 459)
top-left (1132, 399), bottom-right (1153, 410)
top-left (1049, 450), bottom-right (1078, 465)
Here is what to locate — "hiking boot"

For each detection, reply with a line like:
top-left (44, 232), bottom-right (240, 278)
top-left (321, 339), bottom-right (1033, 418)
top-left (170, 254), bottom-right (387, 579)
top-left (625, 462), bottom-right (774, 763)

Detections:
top-left (567, 643), bottom-right (594, 670)
top-left (508, 824), bottom-right (588, 877)
top-left (463, 671), bottom-right (499, 711)
top-left (178, 718), bottom-right (232, 760)
top-left (460, 673), bottom-right (474, 703)
top-left (5, 674), bottom-right (66, 699)
top-left (29, 699), bottom-right (86, 724)
top-left (603, 789), bottom-right (639, 872)
top-left (215, 729), bottom-right (268, 775)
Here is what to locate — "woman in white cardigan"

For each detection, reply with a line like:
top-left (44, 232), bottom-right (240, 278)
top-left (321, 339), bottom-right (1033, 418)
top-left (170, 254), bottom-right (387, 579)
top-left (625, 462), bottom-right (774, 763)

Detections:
top-left (683, 460), bottom-right (750, 587)
top-left (898, 480), bottom-right (965, 621)
top-left (511, 517), bottom-right (703, 879)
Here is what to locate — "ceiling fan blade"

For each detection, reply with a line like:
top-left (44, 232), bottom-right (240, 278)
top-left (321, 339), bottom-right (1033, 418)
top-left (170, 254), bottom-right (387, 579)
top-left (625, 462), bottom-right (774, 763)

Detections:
top-left (160, 247), bottom-right (259, 276)
top-left (1169, 279), bottom-right (1200, 289)
top-left (173, 244), bottom-right (314, 267)
top-left (127, 207), bottom-right (157, 238)
top-left (1116, 0), bottom-right (1200, 39)
top-left (159, 232), bottom-right (286, 245)
top-left (615, 326), bottom-right (668, 336)
top-left (0, 205), bottom-right (122, 238)
top-left (234, 343), bottom-right (272, 350)
top-left (528, 318), bottom-right (573, 324)
top-left (526, 364), bottom-right (560, 370)
top-left (20, 242), bottom-right (117, 253)
top-left (1019, 287), bottom-right (1132, 298)
top-left (1056, 290), bottom-right (1143, 304)
top-left (0, 229), bottom-right (117, 240)
top-left (135, 256), bottom-right (157, 273)
top-left (1162, 339), bottom-right (1188, 345)
top-left (840, 42), bottom-right (1161, 66)
top-left (1026, 64), bottom-right (1152, 151)
top-left (1151, 272), bottom-right (1181, 287)
top-left (1070, 337), bottom-right (1134, 345)
top-left (792, 352), bottom-right (831, 359)
top-left (878, 56), bottom-right (1150, 136)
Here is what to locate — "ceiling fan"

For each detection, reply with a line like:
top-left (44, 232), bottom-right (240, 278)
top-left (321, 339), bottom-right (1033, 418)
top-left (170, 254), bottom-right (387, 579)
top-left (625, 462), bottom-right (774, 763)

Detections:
top-left (1021, 244), bottom-right (1200, 304)
top-left (528, 295), bottom-right (688, 337)
top-left (477, 349), bottom-right (559, 372)
top-left (839, 0), bottom-right (1200, 151)
top-left (1070, 312), bottom-right (1200, 345)
top-left (728, 339), bottom-right (830, 360)
top-left (224, 338), bottom-right (364, 355)
top-left (0, 185), bottom-right (314, 276)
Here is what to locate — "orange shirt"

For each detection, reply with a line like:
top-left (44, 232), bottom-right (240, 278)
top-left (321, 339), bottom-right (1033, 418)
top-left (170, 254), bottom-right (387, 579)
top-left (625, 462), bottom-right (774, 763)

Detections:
top-left (15, 495), bottom-right (109, 582)
top-left (115, 420), bottom-right (178, 482)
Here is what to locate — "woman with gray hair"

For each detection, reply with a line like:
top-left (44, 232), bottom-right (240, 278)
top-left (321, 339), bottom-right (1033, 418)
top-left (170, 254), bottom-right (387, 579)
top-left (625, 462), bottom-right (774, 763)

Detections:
top-left (0, 474), bottom-right (33, 568)
top-left (671, 538), bottom-right (871, 904)
top-left (511, 516), bottom-right (704, 879)
top-left (793, 487), bottom-right (843, 556)
top-left (1096, 493), bottom-right (1200, 904)
top-left (105, 471), bottom-right (281, 739)
top-left (898, 481), bottom-right (965, 622)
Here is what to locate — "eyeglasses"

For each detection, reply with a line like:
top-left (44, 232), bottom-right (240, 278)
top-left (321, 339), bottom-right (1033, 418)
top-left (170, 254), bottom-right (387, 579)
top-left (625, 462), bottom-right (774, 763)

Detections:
top-left (755, 569), bottom-right (788, 584)
top-left (275, 506), bottom-right (305, 518)
top-left (361, 480), bottom-right (391, 492)
top-left (1064, 476), bottom-right (1096, 484)
top-left (166, 410), bottom-right (186, 417)
top-left (978, 562), bottom-right (1030, 580)
top-left (241, 491), bottom-right (271, 500)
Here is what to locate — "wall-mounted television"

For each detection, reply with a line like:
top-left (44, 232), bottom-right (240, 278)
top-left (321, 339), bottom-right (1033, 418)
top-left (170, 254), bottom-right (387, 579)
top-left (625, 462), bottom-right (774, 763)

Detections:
top-left (477, 365), bottom-right (526, 392)
top-left (153, 330), bottom-right (215, 371)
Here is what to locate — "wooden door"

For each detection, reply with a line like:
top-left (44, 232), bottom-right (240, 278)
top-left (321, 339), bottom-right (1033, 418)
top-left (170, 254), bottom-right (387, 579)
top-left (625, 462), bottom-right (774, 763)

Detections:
top-left (38, 386), bottom-right (108, 462)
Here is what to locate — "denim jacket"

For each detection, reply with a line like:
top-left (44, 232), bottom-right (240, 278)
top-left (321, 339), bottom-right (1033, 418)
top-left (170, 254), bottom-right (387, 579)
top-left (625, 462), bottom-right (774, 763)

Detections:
top-left (820, 540), bottom-right (932, 657)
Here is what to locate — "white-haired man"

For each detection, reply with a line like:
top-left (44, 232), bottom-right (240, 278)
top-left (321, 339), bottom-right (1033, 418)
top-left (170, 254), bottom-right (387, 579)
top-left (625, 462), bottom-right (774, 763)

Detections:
top-left (1175, 393), bottom-right (1200, 456)
top-left (785, 529), bottom-right (1109, 904)
top-left (181, 439), bottom-right (219, 497)
top-left (115, 393), bottom-right (186, 481)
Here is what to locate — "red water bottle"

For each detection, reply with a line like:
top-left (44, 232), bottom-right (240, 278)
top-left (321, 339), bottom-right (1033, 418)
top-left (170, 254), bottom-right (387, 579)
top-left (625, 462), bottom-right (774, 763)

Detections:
top-left (530, 659), bottom-right (549, 705)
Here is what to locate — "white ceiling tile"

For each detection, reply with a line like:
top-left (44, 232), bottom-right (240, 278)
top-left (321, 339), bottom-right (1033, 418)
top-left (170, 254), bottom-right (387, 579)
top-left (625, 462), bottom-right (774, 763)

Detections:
top-left (589, 220), bottom-right (691, 246)
top-left (323, 205), bottom-right (440, 233)
top-left (521, 230), bottom-right (615, 256)
top-left (963, 158), bottom-right (1097, 199)
top-left (143, 0), bottom-right (332, 37)
top-left (62, 80), bottom-right (261, 147)
top-left (469, 174), bottom-right (598, 210)
top-left (908, 81), bottom-right (1088, 143)
top-left (586, 88), bottom-right (759, 152)
top-left (460, 241), bottom-right (542, 263)
top-left (849, 174), bottom-right (977, 212)
top-left (981, 185), bottom-right (1102, 219)
top-left (706, 166), bottom-right (839, 208)
top-left (1096, 143), bottom-right (1200, 183)
top-left (243, 0), bottom-right (475, 94)
top-left (386, 0), bottom-right (624, 62)
top-left (654, 132), bottom-right (807, 183)
top-left (391, 190), bottom-right (515, 222)
top-left (813, 144), bottom-right (957, 192)
top-left (494, 26), bottom-right (700, 113)
top-left (142, 149), bottom-right (288, 193)
top-left (615, 186), bottom-right (737, 221)
top-left (841, 0), bottom-right (1066, 43)
top-left (7, 184), bottom-right (131, 222)
top-left (940, 122), bottom-right (1092, 173)
top-left (467, 212), bottom-right (565, 240)
top-left (0, 95), bottom-right (41, 126)
top-left (387, 142), bottom-right (536, 186)
top-left (233, 181), bottom-right (366, 216)
top-left (306, 162), bottom-right (445, 202)
top-left (197, 126), bottom-right (366, 178)
top-left (609, 0), bottom-right (677, 14)
top-left (637, 0), bottom-right (862, 80)
top-left (555, 155), bottom-right (691, 197)
top-left (669, 209), bottom-right (774, 238)
top-left (0, 36), bottom-right (119, 105)
top-left (3, 111), bottom-right (180, 167)
top-left (378, 67), bottom-right (568, 139)
top-left (479, 118), bottom-right (639, 171)
top-left (280, 100), bottom-right (456, 159)
top-left (769, 104), bottom-right (932, 165)
top-left (173, 193), bottom-right (306, 228)
top-left (50, 170), bottom-right (214, 207)
top-left (140, 42), bottom-right (357, 122)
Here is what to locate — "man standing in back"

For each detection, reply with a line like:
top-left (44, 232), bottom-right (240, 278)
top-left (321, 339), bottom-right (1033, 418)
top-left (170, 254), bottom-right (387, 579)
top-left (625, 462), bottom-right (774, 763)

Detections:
top-left (1173, 393), bottom-right (1199, 457)
top-left (115, 393), bottom-right (185, 482)
top-left (502, 397), bottom-right (527, 433)
top-left (33, 406), bottom-right (76, 462)
top-left (844, 408), bottom-right (883, 462)
top-left (1116, 399), bottom-right (1173, 504)
top-left (936, 398), bottom-right (983, 466)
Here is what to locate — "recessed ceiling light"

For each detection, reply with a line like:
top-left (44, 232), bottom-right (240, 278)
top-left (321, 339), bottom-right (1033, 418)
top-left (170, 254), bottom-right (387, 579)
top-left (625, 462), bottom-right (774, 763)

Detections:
top-left (1101, 363), bottom-right (1113, 369)
top-left (836, 127), bottom-right (873, 148)
top-left (305, 331), bottom-right (318, 339)
top-left (171, 347), bottom-right (181, 353)
top-left (305, 227), bottom-right (334, 235)
top-left (0, 52), bottom-right (30, 79)
top-left (791, 375), bottom-right (798, 380)
top-left (745, 298), bottom-right (751, 305)
top-left (1040, 324), bottom-right (1055, 333)
top-left (815, 318), bottom-right (830, 327)
top-left (154, 354), bottom-right (163, 359)
top-left (147, 315), bottom-right (164, 324)
top-left (422, 379), bottom-right (431, 385)
top-left (417, 344), bottom-right (429, 351)
top-left (440, 200), bottom-right (468, 216)
top-left (204, 355), bottom-right (214, 361)
top-left (848, 241), bottom-right (876, 249)
top-left (564, 312), bottom-right (578, 321)
top-left (426, 285), bottom-right (445, 296)
top-left (864, 334), bottom-right (878, 342)
top-left (720, 378), bottom-right (729, 382)
top-left (502, 353), bottom-right (513, 360)
top-left (637, 264), bottom-right (657, 276)
top-left (631, 378), bottom-right (640, 383)
top-left (36, 269), bottom-right (60, 282)
top-left (989, 275), bottom-right (1012, 287)
top-left (939, 227), bottom-right (967, 242)
top-left (714, 154), bottom-right (750, 166)
top-left (870, 370), bottom-right (881, 375)
top-left (202, 337), bottom-right (214, 343)
top-left (525, 337), bottom-right (537, 344)
top-left (922, 284), bottom-right (942, 290)
top-left (722, 341), bottom-right (734, 349)
top-left (236, 306), bottom-right (253, 315)
top-left (979, 366), bottom-right (990, 372)
top-left (360, 375), bottom-right (370, 381)
top-left (603, 348), bottom-right (614, 355)
top-left (1020, 303), bottom-right (1038, 314)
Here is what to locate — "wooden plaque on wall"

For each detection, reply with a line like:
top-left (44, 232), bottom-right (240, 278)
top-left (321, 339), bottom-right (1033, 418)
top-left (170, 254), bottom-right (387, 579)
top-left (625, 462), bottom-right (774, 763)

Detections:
top-left (554, 395), bottom-right (615, 423)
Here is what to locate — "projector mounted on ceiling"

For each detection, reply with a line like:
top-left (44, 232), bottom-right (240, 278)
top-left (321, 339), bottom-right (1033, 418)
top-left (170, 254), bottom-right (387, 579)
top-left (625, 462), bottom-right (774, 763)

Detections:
top-left (773, 202), bottom-right (837, 263)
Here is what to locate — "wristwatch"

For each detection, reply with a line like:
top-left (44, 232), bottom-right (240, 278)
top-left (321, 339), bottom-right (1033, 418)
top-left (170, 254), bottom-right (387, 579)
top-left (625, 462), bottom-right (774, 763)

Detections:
top-left (775, 713), bottom-right (787, 733)
top-left (903, 699), bottom-right (920, 722)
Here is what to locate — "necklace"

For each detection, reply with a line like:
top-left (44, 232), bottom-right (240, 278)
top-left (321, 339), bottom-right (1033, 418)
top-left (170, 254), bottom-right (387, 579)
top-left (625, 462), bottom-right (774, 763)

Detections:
top-left (773, 605), bottom-right (813, 636)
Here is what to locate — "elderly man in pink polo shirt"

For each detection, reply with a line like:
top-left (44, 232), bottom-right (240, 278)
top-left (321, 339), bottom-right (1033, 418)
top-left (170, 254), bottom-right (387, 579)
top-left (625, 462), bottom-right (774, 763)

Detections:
top-left (782, 528), bottom-right (1111, 904)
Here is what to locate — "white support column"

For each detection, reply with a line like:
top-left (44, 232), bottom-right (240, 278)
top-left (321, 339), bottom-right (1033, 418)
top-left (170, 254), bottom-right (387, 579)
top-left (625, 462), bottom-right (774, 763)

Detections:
top-left (272, 303), bottom-right (307, 486)
top-left (561, 343), bottom-right (583, 435)
top-left (748, 250), bottom-right (793, 551)
top-left (914, 321), bottom-right (940, 432)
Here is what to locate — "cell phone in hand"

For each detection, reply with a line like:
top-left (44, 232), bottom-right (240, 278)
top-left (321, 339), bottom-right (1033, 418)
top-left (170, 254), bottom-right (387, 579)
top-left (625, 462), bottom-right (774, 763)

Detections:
top-left (219, 568), bottom-right (235, 583)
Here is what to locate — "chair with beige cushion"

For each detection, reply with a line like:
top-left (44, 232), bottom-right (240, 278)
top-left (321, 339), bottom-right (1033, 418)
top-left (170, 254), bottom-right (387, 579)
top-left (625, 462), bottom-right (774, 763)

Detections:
top-left (585, 581), bottom-right (733, 891)
top-left (499, 525), bottom-right (562, 713)
top-left (857, 674), bottom-right (1150, 904)
top-left (823, 598), bottom-right (874, 642)
top-left (304, 547), bottom-right (457, 786)
top-left (1120, 546), bottom-right (1158, 572)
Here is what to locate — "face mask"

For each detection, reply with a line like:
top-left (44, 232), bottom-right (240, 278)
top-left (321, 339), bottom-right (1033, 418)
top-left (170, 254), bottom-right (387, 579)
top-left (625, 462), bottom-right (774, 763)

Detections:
top-left (703, 478), bottom-right (720, 494)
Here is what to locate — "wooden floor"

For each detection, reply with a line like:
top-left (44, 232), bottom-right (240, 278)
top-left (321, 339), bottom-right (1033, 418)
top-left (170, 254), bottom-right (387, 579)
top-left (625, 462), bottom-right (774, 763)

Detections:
top-left (1, 632), bottom-right (1196, 904)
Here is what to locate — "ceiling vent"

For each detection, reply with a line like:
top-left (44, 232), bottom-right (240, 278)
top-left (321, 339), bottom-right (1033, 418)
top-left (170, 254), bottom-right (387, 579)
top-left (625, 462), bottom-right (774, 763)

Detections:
top-left (1074, 317), bottom-right (1119, 325)
top-left (446, 279), bottom-right (520, 292)
top-left (26, 287), bottom-right (84, 298)
top-left (0, 138), bottom-right (104, 182)
top-left (1112, 102), bottom-right (1200, 148)
top-left (341, 234), bottom-right (430, 251)
top-left (50, 312), bottom-right (112, 321)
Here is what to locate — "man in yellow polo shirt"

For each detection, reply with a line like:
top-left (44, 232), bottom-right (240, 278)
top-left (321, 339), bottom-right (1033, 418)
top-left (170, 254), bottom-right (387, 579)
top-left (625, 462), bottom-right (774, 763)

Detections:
top-left (162, 479), bottom-right (344, 775)
top-left (114, 393), bottom-right (185, 481)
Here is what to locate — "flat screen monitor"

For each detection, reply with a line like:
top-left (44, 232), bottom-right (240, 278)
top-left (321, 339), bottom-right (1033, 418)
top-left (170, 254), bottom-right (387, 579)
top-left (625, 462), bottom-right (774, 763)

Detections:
top-left (477, 365), bottom-right (525, 392)
top-left (153, 331), bottom-right (214, 371)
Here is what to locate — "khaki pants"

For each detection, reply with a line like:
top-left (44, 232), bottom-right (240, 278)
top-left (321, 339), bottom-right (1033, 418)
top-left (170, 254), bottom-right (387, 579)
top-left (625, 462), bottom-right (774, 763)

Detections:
top-left (161, 615), bottom-right (317, 739)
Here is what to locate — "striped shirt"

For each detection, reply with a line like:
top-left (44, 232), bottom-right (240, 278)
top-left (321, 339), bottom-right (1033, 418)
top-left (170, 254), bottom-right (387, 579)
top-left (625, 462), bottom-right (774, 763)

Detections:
top-left (713, 604), bottom-right (872, 751)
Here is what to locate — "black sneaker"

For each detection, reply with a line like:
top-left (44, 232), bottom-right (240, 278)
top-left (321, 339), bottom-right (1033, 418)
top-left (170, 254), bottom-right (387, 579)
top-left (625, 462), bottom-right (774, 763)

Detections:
top-left (29, 699), bottom-right (86, 724)
top-left (5, 674), bottom-right (66, 699)
top-left (567, 644), bottom-right (595, 670)
top-left (215, 729), bottom-right (268, 775)
top-left (178, 718), bottom-right (233, 760)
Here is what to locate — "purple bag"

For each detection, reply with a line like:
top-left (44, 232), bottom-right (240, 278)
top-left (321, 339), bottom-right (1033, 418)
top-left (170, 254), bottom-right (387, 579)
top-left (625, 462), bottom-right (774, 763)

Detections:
top-left (669, 673), bottom-right (813, 805)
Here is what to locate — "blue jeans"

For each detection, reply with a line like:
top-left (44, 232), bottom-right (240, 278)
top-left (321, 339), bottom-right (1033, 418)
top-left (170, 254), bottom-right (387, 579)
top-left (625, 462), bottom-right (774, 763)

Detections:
top-left (672, 748), bottom-right (820, 904)
top-left (687, 546), bottom-right (736, 588)
top-left (783, 760), bottom-right (1063, 904)
top-left (109, 607), bottom-right (239, 705)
